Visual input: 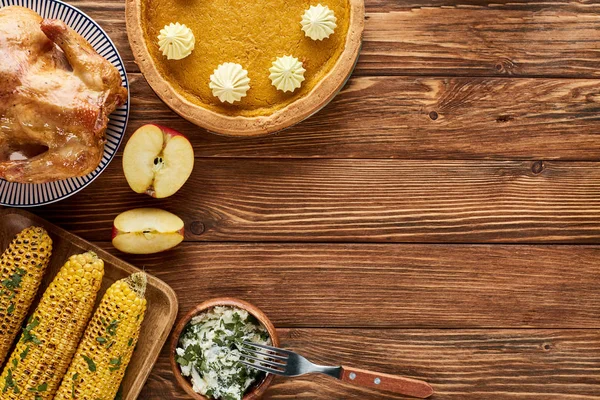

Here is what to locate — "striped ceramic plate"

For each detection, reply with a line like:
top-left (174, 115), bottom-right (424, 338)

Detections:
top-left (0, 0), bottom-right (129, 207)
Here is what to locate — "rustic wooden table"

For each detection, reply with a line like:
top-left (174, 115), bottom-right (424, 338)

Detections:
top-left (31, 0), bottom-right (600, 398)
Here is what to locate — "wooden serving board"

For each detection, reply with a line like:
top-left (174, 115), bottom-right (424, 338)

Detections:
top-left (0, 208), bottom-right (178, 400)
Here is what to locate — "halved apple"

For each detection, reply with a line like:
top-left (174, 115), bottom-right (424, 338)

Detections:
top-left (112, 208), bottom-right (185, 254)
top-left (123, 124), bottom-right (194, 198)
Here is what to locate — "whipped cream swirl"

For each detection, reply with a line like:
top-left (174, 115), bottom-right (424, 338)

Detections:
top-left (301, 4), bottom-right (337, 41)
top-left (209, 63), bottom-right (251, 104)
top-left (157, 22), bottom-right (195, 60)
top-left (269, 55), bottom-right (306, 93)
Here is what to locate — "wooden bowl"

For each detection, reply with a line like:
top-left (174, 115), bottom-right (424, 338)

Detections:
top-left (170, 298), bottom-right (280, 400)
top-left (125, 0), bottom-right (364, 137)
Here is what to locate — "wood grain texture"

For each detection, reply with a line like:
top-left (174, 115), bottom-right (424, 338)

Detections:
top-left (126, 74), bottom-right (600, 160)
top-left (11, 0), bottom-right (600, 398)
top-left (366, 0), bottom-right (600, 12)
top-left (93, 242), bottom-right (600, 329)
top-left (34, 159), bottom-right (600, 243)
top-left (141, 329), bottom-right (600, 399)
top-left (360, 6), bottom-right (600, 78)
top-left (64, 0), bottom-right (600, 77)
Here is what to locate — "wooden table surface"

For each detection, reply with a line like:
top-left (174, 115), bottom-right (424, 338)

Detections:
top-left (29, 0), bottom-right (600, 398)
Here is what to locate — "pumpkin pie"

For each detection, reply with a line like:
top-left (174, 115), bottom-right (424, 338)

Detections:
top-left (126, 0), bottom-right (364, 136)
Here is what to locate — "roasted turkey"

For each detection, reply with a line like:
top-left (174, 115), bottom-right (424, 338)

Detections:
top-left (0, 6), bottom-right (127, 183)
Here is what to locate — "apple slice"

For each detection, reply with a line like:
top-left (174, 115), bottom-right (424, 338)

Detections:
top-left (112, 208), bottom-right (185, 254)
top-left (123, 124), bottom-right (194, 198)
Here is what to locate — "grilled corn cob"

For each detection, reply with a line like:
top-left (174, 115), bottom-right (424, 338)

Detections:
top-left (54, 272), bottom-right (147, 400)
top-left (0, 226), bottom-right (52, 367)
top-left (0, 251), bottom-right (104, 399)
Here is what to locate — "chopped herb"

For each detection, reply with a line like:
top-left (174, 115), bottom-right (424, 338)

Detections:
top-left (224, 322), bottom-right (236, 330)
top-left (6, 302), bottom-right (15, 315)
top-left (71, 373), bottom-right (79, 399)
top-left (109, 356), bottom-right (122, 372)
top-left (25, 317), bottom-right (40, 330)
top-left (19, 346), bottom-right (29, 361)
top-left (81, 355), bottom-right (96, 372)
top-left (96, 337), bottom-right (107, 344)
top-left (2, 272), bottom-right (22, 291)
top-left (176, 356), bottom-right (189, 366)
top-left (127, 338), bottom-right (133, 347)
top-left (28, 382), bottom-right (47, 392)
top-left (3, 368), bottom-right (16, 394)
top-left (107, 319), bottom-right (119, 336)
top-left (11, 358), bottom-right (17, 368)
top-left (21, 317), bottom-right (41, 345)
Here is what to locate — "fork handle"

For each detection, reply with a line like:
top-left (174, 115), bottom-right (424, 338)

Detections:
top-left (340, 366), bottom-right (434, 398)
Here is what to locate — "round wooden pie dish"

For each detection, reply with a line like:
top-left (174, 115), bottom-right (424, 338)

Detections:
top-left (169, 297), bottom-right (280, 400)
top-left (126, 0), bottom-right (364, 137)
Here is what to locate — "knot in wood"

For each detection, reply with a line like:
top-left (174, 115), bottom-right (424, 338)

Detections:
top-left (542, 343), bottom-right (552, 351)
top-left (190, 221), bottom-right (205, 235)
top-left (531, 161), bottom-right (545, 175)
top-left (494, 58), bottom-right (516, 74)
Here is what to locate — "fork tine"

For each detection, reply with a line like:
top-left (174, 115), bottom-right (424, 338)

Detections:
top-left (240, 346), bottom-right (288, 362)
top-left (239, 353), bottom-right (286, 369)
top-left (242, 341), bottom-right (292, 357)
top-left (240, 360), bottom-right (286, 376)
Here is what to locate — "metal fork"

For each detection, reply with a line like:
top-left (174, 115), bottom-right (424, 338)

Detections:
top-left (239, 341), bottom-right (434, 399)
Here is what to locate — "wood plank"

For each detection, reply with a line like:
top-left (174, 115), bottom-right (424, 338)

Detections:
top-left (359, 6), bottom-right (600, 77)
top-left (127, 74), bottom-right (600, 160)
top-left (140, 329), bottom-right (600, 399)
top-left (368, 0), bottom-right (600, 13)
top-left (94, 242), bottom-right (600, 329)
top-left (34, 159), bottom-right (600, 243)
top-left (66, 0), bottom-right (600, 77)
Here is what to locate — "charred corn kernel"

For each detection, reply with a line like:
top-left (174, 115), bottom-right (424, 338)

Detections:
top-left (54, 272), bottom-right (148, 400)
top-left (0, 252), bottom-right (104, 399)
top-left (0, 227), bottom-right (52, 367)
